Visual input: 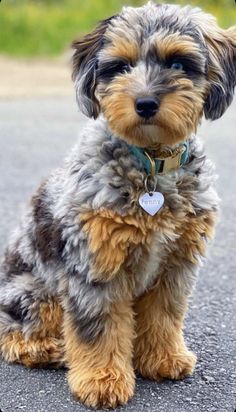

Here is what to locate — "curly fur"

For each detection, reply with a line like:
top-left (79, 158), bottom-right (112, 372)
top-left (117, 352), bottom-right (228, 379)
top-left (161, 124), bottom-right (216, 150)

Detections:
top-left (0, 2), bottom-right (235, 409)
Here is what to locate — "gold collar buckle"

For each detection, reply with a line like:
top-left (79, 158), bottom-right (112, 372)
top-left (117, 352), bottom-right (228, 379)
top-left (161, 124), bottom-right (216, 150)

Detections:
top-left (144, 145), bottom-right (186, 175)
top-left (160, 148), bottom-right (185, 173)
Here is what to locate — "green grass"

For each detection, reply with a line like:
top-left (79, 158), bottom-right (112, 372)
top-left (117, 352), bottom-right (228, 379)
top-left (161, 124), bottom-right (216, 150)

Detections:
top-left (0, 0), bottom-right (235, 57)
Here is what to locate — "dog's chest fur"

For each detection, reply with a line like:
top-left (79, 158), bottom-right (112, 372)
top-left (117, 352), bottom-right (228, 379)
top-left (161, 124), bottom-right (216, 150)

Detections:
top-left (126, 232), bottom-right (166, 296)
top-left (43, 118), bottom-right (218, 298)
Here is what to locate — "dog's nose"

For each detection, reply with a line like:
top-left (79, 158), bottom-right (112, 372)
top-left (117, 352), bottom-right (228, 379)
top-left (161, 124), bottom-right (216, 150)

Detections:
top-left (135, 97), bottom-right (159, 119)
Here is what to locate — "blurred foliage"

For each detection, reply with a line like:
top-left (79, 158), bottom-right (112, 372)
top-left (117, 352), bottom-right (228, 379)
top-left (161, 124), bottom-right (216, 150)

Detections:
top-left (0, 0), bottom-right (235, 57)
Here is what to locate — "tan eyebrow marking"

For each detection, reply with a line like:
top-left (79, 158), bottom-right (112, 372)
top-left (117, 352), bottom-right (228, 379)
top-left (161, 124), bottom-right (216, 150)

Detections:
top-left (152, 33), bottom-right (202, 60)
top-left (103, 31), bottom-right (140, 63)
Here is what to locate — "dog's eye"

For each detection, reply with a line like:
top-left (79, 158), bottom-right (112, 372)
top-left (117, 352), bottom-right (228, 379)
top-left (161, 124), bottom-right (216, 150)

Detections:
top-left (105, 62), bottom-right (130, 77)
top-left (96, 61), bottom-right (131, 81)
top-left (113, 62), bottom-right (130, 74)
top-left (165, 54), bottom-right (206, 78)
top-left (171, 62), bottom-right (184, 71)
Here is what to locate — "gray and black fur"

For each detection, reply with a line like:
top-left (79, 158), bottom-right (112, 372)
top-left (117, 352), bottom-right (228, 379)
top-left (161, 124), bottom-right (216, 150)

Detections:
top-left (0, 2), bottom-right (235, 409)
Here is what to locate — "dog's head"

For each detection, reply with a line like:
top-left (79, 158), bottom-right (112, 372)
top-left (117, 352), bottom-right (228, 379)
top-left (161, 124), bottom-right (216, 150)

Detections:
top-left (72, 2), bottom-right (236, 147)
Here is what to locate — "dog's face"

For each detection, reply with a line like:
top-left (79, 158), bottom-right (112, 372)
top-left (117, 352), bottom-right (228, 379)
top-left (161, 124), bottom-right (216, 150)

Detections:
top-left (72, 2), bottom-right (236, 147)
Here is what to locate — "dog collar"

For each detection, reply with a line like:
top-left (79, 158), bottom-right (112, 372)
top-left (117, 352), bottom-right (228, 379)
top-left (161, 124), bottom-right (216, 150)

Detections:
top-left (128, 141), bottom-right (189, 176)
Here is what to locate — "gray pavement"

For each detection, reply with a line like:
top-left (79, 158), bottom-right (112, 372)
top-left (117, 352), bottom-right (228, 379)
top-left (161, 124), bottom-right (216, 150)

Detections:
top-left (0, 97), bottom-right (235, 412)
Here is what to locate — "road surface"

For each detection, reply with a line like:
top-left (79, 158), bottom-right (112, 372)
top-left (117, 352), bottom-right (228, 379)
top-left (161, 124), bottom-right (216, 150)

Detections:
top-left (0, 97), bottom-right (235, 412)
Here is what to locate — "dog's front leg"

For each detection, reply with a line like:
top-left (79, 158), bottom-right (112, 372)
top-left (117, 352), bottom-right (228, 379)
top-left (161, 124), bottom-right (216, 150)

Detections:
top-left (63, 295), bottom-right (135, 409)
top-left (133, 211), bottom-right (217, 380)
top-left (133, 270), bottom-right (197, 381)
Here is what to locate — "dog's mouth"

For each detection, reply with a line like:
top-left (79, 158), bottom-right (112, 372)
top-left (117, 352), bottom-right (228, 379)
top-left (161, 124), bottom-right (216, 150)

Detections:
top-left (139, 117), bottom-right (166, 129)
top-left (125, 119), bottom-right (191, 147)
top-left (141, 119), bottom-right (155, 125)
top-left (137, 117), bottom-right (166, 131)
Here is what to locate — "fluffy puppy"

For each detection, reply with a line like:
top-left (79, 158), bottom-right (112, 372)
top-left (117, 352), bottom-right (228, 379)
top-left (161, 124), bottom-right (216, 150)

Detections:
top-left (0, 2), bottom-right (235, 409)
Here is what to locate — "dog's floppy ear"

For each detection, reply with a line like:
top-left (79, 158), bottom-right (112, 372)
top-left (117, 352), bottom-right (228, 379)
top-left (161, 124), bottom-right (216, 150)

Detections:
top-left (72, 16), bottom-right (116, 118)
top-left (199, 18), bottom-right (236, 120)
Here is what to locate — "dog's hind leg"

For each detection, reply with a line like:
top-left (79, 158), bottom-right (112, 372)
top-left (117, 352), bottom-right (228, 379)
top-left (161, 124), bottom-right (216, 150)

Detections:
top-left (0, 253), bottom-right (64, 368)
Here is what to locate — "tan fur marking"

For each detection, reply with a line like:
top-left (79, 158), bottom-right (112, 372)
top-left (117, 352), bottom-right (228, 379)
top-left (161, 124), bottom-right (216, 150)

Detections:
top-left (134, 282), bottom-right (197, 380)
top-left (34, 298), bottom-right (63, 338)
top-left (80, 207), bottom-right (182, 281)
top-left (0, 331), bottom-right (64, 367)
top-left (0, 298), bottom-right (64, 367)
top-left (156, 82), bottom-right (205, 144)
top-left (153, 34), bottom-right (202, 61)
top-left (104, 33), bottom-right (139, 63)
top-left (172, 212), bottom-right (217, 264)
top-left (64, 301), bottom-right (135, 409)
top-left (100, 73), bottom-right (142, 144)
top-left (80, 207), bottom-right (216, 281)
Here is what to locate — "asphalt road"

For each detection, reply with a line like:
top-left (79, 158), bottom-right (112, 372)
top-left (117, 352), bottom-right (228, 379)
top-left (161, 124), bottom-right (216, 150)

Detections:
top-left (0, 97), bottom-right (235, 412)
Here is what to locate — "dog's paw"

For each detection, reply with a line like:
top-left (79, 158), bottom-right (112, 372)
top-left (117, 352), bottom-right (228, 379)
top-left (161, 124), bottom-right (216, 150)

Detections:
top-left (136, 350), bottom-right (197, 381)
top-left (68, 366), bottom-right (135, 409)
top-left (156, 350), bottom-right (197, 380)
top-left (0, 331), bottom-right (64, 368)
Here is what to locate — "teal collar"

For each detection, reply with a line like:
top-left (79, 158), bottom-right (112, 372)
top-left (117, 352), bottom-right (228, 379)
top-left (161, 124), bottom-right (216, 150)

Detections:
top-left (128, 141), bottom-right (190, 175)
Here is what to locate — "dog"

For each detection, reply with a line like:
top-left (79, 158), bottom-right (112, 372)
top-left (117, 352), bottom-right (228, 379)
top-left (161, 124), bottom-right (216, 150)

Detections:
top-left (0, 1), bottom-right (235, 409)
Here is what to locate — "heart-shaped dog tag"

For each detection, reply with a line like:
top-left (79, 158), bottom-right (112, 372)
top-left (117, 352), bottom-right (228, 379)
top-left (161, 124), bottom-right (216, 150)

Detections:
top-left (139, 192), bottom-right (164, 216)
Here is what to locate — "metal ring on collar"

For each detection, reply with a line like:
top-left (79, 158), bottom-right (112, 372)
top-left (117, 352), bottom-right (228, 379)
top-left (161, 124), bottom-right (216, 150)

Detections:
top-left (144, 174), bottom-right (157, 194)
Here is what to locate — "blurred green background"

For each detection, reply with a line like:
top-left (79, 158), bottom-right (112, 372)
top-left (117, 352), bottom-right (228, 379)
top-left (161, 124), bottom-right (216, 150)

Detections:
top-left (0, 0), bottom-right (235, 57)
